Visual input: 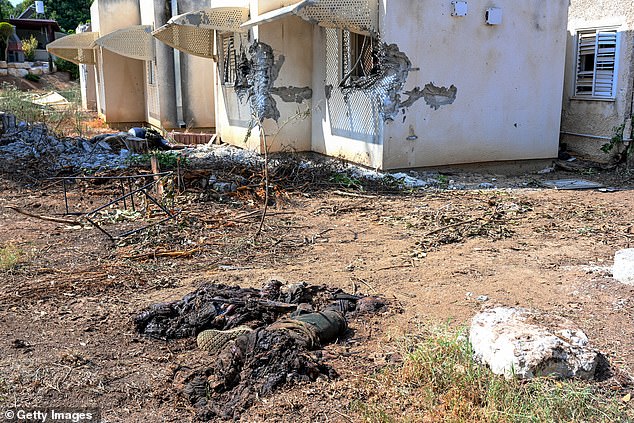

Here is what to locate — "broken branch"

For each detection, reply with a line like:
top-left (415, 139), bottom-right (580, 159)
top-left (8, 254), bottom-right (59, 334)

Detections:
top-left (6, 206), bottom-right (80, 225)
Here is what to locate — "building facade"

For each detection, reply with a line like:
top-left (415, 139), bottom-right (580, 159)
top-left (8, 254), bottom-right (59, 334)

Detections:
top-left (561, 0), bottom-right (634, 160)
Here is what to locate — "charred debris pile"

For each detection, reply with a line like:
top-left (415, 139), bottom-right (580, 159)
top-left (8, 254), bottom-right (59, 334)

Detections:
top-left (135, 280), bottom-right (387, 420)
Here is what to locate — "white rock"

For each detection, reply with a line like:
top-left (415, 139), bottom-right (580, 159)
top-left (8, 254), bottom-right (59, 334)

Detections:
top-left (0, 69), bottom-right (7, 76)
top-left (12, 62), bottom-right (31, 69)
top-left (0, 61), bottom-right (6, 68)
top-left (8, 68), bottom-right (29, 78)
top-left (29, 67), bottom-right (43, 76)
top-left (469, 307), bottom-right (599, 380)
top-left (613, 249), bottom-right (634, 285)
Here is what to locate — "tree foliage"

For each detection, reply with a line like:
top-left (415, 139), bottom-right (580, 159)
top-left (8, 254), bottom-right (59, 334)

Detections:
top-left (0, 21), bottom-right (13, 61)
top-left (0, 0), bottom-right (14, 21)
top-left (14, 0), bottom-right (91, 32)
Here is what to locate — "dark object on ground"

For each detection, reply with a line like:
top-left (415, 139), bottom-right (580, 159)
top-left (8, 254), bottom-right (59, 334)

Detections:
top-left (137, 281), bottom-right (386, 420)
top-left (134, 281), bottom-right (377, 340)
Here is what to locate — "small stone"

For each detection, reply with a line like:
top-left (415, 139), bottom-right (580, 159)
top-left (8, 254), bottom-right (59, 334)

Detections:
top-left (478, 182), bottom-right (495, 189)
top-left (476, 295), bottom-right (489, 302)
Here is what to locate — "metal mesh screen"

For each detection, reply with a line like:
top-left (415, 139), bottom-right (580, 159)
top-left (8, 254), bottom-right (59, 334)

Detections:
top-left (47, 32), bottom-right (98, 65)
top-left (298, 0), bottom-right (378, 34)
top-left (325, 28), bottom-right (379, 142)
top-left (153, 24), bottom-right (215, 58)
top-left (152, 7), bottom-right (248, 58)
top-left (95, 25), bottom-right (154, 61)
top-left (146, 61), bottom-right (160, 119)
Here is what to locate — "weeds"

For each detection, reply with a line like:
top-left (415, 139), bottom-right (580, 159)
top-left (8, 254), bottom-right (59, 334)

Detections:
top-left (0, 244), bottom-right (26, 271)
top-left (353, 326), bottom-right (632, 422)
top-left (127, 151), bottom-right (189, 170)
top-left (0, 83), bottom-right (87, 137)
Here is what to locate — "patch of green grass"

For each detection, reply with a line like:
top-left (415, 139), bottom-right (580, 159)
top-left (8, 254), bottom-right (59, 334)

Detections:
top-left (0, 244), bottom-right (26, 271)
top-left (352, 326), bottom-right (632, 422)
top-left (329, 173), bottom-right (363, 190)
top-left (127, 150), bottom-right (189, 170)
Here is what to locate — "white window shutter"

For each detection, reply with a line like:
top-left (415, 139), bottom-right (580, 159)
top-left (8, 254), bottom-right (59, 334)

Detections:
top-left (575, 28), bottom-right (618, 98)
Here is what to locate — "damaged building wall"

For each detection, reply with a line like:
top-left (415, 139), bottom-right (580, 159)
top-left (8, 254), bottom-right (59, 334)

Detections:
top-left (311, 26), bottom-right (384, 169)
top-left (216, 5), bottom-right (313, 153)
top-left (379, 0), bottom-right (568, 169)
top-left (375, 0), bottom-right (567, 169)
top-left (560, 2), bottom-right (634, 160)
top-left (90, 0), bottom-right (146, 125)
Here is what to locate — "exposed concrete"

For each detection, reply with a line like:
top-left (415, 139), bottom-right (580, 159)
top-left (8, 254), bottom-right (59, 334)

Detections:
top-left (247, 41), bottom-right (281, 122)
top-left (271, 86), bottom-right (312, 103)
top-left (341, 42), bottom-right (412, 122)
top-left (420, 83), bottom-right (458, 110)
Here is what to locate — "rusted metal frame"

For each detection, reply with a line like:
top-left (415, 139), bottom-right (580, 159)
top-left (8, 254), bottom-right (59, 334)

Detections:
top-left (50, 173), bottom-right (177, 240)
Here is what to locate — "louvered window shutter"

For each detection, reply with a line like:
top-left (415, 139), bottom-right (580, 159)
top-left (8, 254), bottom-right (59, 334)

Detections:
top-left (575, 29), bottom-right (618, 98)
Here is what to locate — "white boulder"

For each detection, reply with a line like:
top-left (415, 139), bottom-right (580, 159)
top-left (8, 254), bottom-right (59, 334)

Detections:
top-left (613, 249), bottom-right (634, 285)
top-left (8, 68), bottom-right (29, 78)
top-left (469, 307), bottom-right (599, 380)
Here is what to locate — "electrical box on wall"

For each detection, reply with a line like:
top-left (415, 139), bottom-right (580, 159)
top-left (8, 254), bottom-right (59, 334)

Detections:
top-left (485, 7), bottom-right (502, 25)
top-left (451, 1), bottom-right (468, 17)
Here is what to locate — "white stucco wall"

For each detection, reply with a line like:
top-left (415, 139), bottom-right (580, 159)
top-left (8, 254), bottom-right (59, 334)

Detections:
top-left (380, 0), bottom-right (568, 169)
top-left (91, 0), bottom-right (146, 124)
top-left (177, 0), bottom-right (216, 130)
top-left (561, 1), bottom-right (634, 159)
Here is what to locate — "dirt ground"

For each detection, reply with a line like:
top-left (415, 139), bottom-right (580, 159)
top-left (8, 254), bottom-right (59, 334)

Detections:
top-left (0, 163), bottom-right (633, 422)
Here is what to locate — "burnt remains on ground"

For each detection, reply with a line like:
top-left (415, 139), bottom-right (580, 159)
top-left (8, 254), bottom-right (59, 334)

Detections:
top-left (135, 280), bottom-right (386, 420)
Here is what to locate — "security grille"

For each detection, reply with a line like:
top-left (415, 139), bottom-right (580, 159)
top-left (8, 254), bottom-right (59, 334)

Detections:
top-left (146, 60), bottom-right (160, 119)
top-left (325, 28), bottom-right (379, 141)
top-left (152, 6), bottom-right (249, 58)
top-left (46, 32), bottom-right (98, 65)
top-left (95, 25), bottom-right (155, 61)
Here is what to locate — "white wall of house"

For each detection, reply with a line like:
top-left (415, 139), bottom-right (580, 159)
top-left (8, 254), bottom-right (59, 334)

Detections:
top-left (91, 0), bottom-right (146, 125)
top-left (140, 0), bottom-right (178, 129)
top-left (177, 0), bottom-right (216, 130)
top-left (561, 1), bottom-right (634, 159)
top-left (379, 0), bottom-right (568, 169)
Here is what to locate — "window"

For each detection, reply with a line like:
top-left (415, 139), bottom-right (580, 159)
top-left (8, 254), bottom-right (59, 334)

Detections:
top-left (575, 28), bottom-right (619, 98)
top-left (221, 33), bottom-right (238, 86)
top-left (146, 60), bottom-right (156, 85)
top-left (340, 30), bottom-right (378, 87)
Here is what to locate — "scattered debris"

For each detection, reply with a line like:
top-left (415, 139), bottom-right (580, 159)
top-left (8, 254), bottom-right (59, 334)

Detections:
top-left (613, 249), bottom-right (634, 285)
top-left (542, 179), bottom-right (605, 190)
top-left (470, 307), bottom-right (602, 380)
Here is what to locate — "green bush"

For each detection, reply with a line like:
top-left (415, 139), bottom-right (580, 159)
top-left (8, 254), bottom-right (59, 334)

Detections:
top-left (24, 72), bottom-right (40, 82)
top-left (54, 57), bottom-right (79, 80)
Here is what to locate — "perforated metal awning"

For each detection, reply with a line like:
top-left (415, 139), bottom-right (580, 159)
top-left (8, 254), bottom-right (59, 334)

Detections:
top-left (94, 25), bottom-right (155, 61)
top-left (152, 4), bottom-right (249, 58)
top-left (46, 32), bottom-right (98, 65)
top-left (241, 0), bottom-right (378, 34)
